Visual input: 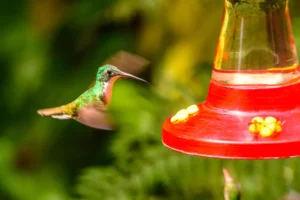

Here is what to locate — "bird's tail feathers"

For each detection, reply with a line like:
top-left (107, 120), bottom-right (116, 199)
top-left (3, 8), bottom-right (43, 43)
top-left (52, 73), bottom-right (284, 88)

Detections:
top-left (37, 104), bottom-right (74, 120)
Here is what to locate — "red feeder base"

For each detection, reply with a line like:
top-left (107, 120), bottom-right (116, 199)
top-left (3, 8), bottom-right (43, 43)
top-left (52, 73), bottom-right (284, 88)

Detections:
top-left (162, 79), bottom-right (300, 159)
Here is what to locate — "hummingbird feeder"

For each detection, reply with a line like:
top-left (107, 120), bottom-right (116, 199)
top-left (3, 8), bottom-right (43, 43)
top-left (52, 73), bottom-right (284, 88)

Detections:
top-left (162, 0), bottom-right (300, 159)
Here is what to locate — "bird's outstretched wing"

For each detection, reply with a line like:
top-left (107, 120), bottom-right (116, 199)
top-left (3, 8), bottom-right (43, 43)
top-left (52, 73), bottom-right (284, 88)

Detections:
top-left (104, 50), bottom-right (149, 74)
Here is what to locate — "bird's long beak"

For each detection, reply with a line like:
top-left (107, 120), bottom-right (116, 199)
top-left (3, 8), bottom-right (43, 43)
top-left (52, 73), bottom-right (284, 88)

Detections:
top-left (118, 71), bottom-right (148, 84)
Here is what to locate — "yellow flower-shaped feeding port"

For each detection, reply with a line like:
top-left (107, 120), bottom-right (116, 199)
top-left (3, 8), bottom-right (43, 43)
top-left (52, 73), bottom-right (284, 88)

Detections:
top-left (248, 116), bottom-right (283, 137)
top-left (170, 105), bottom-right (199, 124)
top-left (186, 105), bottom-right (199, 115)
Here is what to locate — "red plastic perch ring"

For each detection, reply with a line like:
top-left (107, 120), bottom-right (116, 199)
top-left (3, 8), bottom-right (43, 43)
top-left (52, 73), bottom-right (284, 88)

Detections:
top-left (162, 79), bottom-right (300, 159)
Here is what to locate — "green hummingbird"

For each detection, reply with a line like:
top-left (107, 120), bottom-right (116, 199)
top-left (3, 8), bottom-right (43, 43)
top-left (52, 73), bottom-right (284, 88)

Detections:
top-left (37, 64), bottom-right (147, 130)
top-left (223, 168), bottom-right (241, 200)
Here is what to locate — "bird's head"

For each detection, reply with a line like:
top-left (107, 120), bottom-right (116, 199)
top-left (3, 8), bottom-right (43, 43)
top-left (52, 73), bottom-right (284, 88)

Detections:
top-left (96, 64), bottom-right (147, 84)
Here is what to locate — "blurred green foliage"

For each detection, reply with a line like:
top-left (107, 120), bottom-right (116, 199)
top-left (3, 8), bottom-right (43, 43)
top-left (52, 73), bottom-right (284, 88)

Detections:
top-left (1, 0), bottom-right (300, 200)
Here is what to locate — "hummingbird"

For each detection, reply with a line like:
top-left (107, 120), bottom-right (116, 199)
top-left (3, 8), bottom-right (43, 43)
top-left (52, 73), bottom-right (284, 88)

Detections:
top-left (223, 168), bottom-right (241, 200)
top-left (37, 64), bottom-right (147, 130)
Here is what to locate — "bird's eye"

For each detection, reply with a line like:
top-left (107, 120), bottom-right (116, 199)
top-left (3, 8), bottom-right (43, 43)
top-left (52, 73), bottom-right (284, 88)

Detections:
top-left (107, 70), bottom-right (112, 75)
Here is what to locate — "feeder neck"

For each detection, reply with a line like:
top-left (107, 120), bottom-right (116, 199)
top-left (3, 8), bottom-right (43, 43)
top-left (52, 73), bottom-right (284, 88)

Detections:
top-left (213, 0), bottom-right (298, 72)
